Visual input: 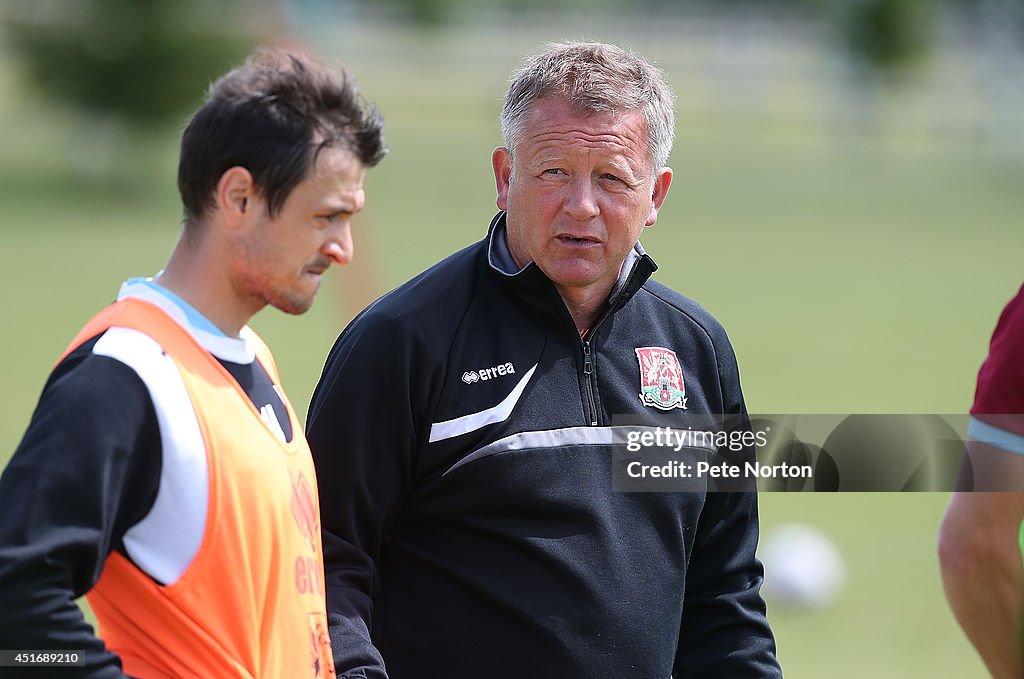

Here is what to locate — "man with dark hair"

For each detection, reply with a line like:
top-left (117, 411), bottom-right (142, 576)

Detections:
top-left (308, 41), bottom-right (780, 678)
top-left (0, 48), bottom-right (385, 677)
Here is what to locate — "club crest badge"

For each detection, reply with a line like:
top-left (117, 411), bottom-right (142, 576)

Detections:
top-left (635, 347), bottom-right (687, 411)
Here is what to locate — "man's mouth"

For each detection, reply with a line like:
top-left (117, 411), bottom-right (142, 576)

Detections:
top-left (304, 259), bottom-right (333, 276)
top-left (557, 235), bottom-right (599, 244)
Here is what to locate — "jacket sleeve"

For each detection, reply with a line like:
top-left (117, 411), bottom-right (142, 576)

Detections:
top-left (0, 351), bottom-right (161, 678)
top-left (673, 334), bottom-right (782, 678)
top-left (306, 313), bottom-right (427, 679)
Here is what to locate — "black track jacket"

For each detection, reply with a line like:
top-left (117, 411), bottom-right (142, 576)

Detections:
top-left (307, 213), bottom-right (781, 678)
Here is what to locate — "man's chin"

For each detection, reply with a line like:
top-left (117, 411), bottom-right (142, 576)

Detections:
top-left (543, 265), bottom-right (607, 291)
top-left (270, 294), bottom-right (316, 316)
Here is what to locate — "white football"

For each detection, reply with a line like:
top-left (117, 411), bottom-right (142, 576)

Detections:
top-left (759, 523), bottom-right (846, 609)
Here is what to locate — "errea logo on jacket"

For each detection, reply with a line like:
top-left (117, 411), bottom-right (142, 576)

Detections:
top-left (462, 362), bottom-right (515, 384)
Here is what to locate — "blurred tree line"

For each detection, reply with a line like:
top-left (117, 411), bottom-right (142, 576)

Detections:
top-left (379, 0), bottom-right (1022, 74)
top-left (2, 0), bottom-right (258, 130)
top-left (1, 0), bottom-right (1021, 133)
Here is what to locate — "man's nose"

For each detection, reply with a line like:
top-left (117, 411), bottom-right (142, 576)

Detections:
top-left (322, 225), bottom-right (353, 266)
top-left (563, 177), bottom-right (600, 221)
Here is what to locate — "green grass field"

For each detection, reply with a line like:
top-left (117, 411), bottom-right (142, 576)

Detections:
top-left (2, 20), bottom-right (1022, 677)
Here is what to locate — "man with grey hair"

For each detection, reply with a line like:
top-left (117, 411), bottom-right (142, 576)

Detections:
top-left (308, 41), bottom-right (781, 678)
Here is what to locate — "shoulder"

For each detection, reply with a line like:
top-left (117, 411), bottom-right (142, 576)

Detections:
top-left (87, 326), bottom-right (190, 400)
top-left (18, 330), bottom-right (163, 478)
top-left (972, 283), bottom-right (1024, 417)
top-left (342, 239), bottom-right (486, 343)
top-left (45, 327), bottom-right (195, 449)
top-left (313, 241), bottom-right (486, 404)
top-left (991, 284), bottom-right (1024, 344)
top-left (637, 279), bottom-right (733, 349)
top-left (978, 283), bottom-right (1024, 379)
top-left (49, 329), bottom-right (162, 405)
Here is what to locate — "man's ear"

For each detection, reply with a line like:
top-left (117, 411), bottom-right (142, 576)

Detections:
top-left (645, 166), bottom-right (673, 227)
top-left (215, 166), bottom-right (257, 228)
top-left (492, 147), bottom-right (512, 211)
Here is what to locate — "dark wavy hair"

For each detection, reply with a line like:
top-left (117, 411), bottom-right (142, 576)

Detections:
top-left (178, 48), bottom-right (386, 228)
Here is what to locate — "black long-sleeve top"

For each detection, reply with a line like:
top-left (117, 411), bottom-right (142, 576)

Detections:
top-left (307, 213), bottom-right (781, 679)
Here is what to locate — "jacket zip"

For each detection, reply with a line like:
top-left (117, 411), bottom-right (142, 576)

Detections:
top-left (578, 258), bottom-right (643, 427)
top-left (579, 311), bottom-right (612, 426)
top-left (582, 341), bottom-right (598, 426)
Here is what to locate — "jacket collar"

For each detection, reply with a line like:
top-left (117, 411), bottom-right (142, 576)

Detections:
top-left (483, 211), bottom-right (658, 321)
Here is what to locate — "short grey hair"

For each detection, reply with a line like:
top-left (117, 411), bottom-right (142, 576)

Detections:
top-left (500, 41), bottom-right (676, 173)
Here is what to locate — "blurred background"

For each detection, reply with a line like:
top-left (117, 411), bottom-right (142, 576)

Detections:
top-left (2, 0), bottom-right (1023, 675)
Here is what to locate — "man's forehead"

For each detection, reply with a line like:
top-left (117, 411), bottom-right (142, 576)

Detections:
top-left (520, 101), bottom-right (647, 163)
top-left (527, 96), bottom-right (642, 124)
top-left (523, 98), bottom-right (645, 144)
top-left (310, 144), bottom-right (362, 175)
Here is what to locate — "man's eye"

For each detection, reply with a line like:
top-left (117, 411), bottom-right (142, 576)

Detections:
top-left (543, 169), bottom-right (564, 176)
top-left (316, 214), bottom-right (344, 229)
top-left (320, 212), bottom-right (349, 222)
top-left (601, 173), bottom-right (622, 182)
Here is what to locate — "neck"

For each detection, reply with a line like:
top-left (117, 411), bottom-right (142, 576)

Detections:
top-left (555, 283), bottom-right (613, 336)
top-left (154, 231), bottom-right (257, 338)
